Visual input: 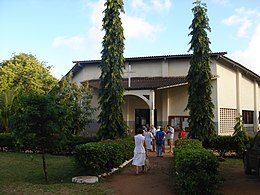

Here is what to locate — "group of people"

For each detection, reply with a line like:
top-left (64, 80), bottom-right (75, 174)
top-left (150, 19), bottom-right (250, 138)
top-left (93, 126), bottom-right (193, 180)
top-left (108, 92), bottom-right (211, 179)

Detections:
top-left (132, 124), bottom-right (175, 175)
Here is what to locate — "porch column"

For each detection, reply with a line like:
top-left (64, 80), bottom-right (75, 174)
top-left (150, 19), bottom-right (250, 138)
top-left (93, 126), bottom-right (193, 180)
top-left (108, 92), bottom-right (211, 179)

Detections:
top-left (126, 96), bottom-right (130, 127)
top-left (236, 70), bottom-right (241, 116)
top-left (254, 81), bottom-right (259, 133)
top-left (150, 90), bottom-right (155, 126)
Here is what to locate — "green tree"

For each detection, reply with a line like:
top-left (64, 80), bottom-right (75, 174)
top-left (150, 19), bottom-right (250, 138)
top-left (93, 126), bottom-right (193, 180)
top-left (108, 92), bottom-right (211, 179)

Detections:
top-left (0, 87), bottom-right (19, 132)
top-left (97, 0), bottom-right (127, 139)
top-left (0, 53), bottom-right (58, 95)
top-left (186, 0), bottom-right (215, 141)
top-left (0, 53), bottom-right (58, 132)
top-left (11, 94), bottom-right (70, 182)
top-left (54, 73), bottom-right (95, 135)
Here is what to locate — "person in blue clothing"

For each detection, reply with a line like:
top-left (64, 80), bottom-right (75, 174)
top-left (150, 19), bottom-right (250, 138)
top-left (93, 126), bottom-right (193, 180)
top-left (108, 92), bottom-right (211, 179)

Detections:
top-left (155, 127), bottom-right (165, 157)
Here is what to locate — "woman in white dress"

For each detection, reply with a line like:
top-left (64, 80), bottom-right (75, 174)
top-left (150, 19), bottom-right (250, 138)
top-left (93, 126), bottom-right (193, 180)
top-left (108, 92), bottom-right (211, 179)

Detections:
top-left (144, 129), bottom-right (154, 154)
top-left (132, 128), bottom-right (147, 175)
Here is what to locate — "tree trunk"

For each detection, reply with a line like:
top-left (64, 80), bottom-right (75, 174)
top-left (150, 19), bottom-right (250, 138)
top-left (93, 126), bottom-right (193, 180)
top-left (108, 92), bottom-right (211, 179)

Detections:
top-left (42, 148), bottom-right (48, 182)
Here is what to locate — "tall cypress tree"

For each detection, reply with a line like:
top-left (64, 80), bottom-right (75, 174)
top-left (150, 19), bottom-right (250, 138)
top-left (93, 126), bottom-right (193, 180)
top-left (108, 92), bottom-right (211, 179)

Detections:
top-left (98, 0), bottom-right (127, 140)
top-left (186, 0), bottom-right (215, 141)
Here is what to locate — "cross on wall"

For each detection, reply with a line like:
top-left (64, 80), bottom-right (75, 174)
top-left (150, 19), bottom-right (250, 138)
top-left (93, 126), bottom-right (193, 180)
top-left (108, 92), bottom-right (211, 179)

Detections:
top-left (124, 63), bottom-right (135, 88)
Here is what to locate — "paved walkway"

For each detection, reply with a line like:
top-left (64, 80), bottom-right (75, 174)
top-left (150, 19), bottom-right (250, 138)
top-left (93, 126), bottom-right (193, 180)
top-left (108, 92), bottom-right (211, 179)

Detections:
top-left (104, 146), bottom-right (178, 195)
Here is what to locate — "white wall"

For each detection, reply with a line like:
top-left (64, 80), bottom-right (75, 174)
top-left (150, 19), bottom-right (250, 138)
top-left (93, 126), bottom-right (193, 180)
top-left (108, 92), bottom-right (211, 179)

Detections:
top-left (211, 79), bottom-right (218, 122)
top-left (73, 65), bottom-right (101, 83)
top-left (122, 61), bottom-right (162, 78)
top-left (217, 63), bottom-right (237, 108)
top-left (259, 84), bottom-right (260, 110)
top-left (168, 59), bottom-right (189, 77)
top-left (240, 75), bottom-right (254, 110)
top-left (168, 85), bottom-right (189, 116)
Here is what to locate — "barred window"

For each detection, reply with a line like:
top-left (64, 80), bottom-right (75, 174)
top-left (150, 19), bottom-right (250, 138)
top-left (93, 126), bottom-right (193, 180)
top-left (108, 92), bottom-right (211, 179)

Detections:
top-left (242, 110), bottom-right (254, 124)
top-left (220, 108), bottom-right (237, 134)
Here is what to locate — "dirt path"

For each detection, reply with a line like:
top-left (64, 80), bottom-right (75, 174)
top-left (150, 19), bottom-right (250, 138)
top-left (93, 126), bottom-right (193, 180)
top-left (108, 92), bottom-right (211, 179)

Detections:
top-left (103, 146), bottom-right (260, 195)
top-left (218, 164), bottom-right (260, 195)
top-left (104, 146), bottom-right (178, 195)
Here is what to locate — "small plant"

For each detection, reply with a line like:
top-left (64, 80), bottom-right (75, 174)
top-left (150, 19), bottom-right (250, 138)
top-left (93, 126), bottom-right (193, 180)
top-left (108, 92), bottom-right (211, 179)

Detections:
top-left (232, 115), bottom-right (249, 156)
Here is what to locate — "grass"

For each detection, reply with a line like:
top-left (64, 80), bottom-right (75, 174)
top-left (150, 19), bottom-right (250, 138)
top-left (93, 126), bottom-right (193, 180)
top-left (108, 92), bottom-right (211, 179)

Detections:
top-left (0, 152), bottom-right (113, 195)
top-left (0, 151), bottom-right (245, 194)
top-left (219, 156), bottom-right (243, 170)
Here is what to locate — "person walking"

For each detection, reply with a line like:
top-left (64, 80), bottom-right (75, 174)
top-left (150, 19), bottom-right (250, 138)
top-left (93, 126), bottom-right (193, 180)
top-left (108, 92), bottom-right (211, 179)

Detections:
top-left (150, 125), bottom-right (156, 152)
top-left (132, 128), bottom-right (147, 175)
top-left (155, 127), bottom-right (165, 157)
top-left (144, 128), bottom-right (154, 154)
top-left (166, 125), bottom-right (174, 153)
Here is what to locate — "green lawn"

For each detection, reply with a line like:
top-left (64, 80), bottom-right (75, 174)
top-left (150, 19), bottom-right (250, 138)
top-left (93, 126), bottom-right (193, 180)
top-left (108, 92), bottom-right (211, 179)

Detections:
top-left (219, 156), bottom-right (243, 169)
top-left (0, 152), bottom-right (113, 195)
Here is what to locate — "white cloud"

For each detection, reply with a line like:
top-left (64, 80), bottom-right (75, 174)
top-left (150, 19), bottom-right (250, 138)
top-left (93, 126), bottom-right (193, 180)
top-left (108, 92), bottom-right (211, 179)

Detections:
top-left (212, 0), bottom-right (230, 6)
top-left (52, 0), bottom-right (104, 55)
top-left (52, 35), bottom-right (85, 51)
top-left (131, 0), bottom-right (171, 12)
top-left (222, 7), bottom-right (260, 37)
top-left (122, 15), bottom-right (161, 39)
top-left (131, 0), bottom-right (145, 9)
top-left (230, 23), bottom-right (260, 76)
top-left (52, 0), bottom-right (164, 53)
top-left (152, 0), bottom-right (171, 11)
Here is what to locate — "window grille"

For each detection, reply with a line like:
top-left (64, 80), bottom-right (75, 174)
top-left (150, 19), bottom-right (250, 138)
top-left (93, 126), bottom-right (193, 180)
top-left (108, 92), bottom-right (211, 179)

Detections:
top-left (220, 108), bottom-right (237, 134)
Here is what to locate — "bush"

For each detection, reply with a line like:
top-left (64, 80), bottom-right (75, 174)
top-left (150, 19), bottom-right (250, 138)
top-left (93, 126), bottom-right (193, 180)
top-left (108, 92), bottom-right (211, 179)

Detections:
top-left (174, 139), bottom-right (219, 194)
top-left (0, 133), bottom-right (15, 151)
top-left (50, 135), bottom-right (98, 155)
top-left (203, 135), bottom-right (252, 157)
top-left (0, 132), bottom-right (98, 154)
top-left (74, 137), bottom-right (134, 175)
top-left (175, 138), bottom-right (202, 149)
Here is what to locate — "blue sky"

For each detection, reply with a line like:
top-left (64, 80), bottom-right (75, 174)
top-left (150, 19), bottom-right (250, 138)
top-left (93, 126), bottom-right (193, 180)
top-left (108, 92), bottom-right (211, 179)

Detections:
top-left (0, 0), bottom-right (260, 79)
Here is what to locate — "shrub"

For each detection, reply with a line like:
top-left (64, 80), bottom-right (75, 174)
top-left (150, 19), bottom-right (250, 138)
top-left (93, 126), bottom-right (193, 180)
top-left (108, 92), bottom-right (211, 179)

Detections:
top-left (174, 139), bottom-right (219, 194)
top-left (74, 137), bottom-right (134, 175)
top-left (203, 135), bottom-right (252, 157)
top-left (50, 135), bottom-right (98, 155)
top-left (175, 138), bottom-right (202, 149)
top-left (0, 132), bottom-right (98, 154)
top-left (0, 133), bottom-right (15, 150)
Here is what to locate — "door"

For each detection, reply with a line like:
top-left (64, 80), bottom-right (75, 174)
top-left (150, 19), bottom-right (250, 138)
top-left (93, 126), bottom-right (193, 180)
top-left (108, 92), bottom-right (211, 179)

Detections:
top-left (135, 109), bottom-right (150, 131)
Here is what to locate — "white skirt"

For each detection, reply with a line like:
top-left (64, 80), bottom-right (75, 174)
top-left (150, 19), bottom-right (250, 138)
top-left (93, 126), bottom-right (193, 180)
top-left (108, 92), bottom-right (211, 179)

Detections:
top-left (132, 152), bottom-right (146, 166)
top-left (145, 139), bottom-right (152, 150)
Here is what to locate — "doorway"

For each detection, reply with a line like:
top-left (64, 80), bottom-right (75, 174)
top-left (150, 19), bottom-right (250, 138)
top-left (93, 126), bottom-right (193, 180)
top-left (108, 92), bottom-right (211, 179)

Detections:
top-left (135, 109), bottom-right (150, 130)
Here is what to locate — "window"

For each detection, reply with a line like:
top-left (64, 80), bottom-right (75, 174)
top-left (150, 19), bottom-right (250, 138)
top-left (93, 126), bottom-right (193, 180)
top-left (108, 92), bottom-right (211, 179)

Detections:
top-left (168, 116), bottom-right (189, 131)
top-left (242, 110), bottom-right (254, 124)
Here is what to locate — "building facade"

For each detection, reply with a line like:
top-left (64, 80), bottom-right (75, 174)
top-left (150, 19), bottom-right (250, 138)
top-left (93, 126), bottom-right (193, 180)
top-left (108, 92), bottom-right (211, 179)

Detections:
top-left (70, 52), bottom-right (260, 136)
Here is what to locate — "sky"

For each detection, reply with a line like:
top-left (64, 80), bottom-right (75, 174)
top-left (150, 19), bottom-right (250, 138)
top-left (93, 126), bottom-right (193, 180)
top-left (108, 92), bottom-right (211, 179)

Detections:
top-left (0, 0), bottom-right (260, 79)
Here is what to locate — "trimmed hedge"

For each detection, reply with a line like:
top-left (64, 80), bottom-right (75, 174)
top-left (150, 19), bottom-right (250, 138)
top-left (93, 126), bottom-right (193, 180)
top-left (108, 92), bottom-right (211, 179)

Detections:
top-left (74, 137), bottom-right (134, 175)
top-left (203, 135), bottom-right (252, 157)
top-left (174, 138), bottom-right (220, 195)
top-left (175, 138), bottom-right (202, 149)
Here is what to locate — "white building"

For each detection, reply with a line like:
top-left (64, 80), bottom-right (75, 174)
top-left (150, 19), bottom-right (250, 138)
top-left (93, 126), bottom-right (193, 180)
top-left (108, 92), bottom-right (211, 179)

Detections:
top-left (70, 52), bottom-right (260, 136)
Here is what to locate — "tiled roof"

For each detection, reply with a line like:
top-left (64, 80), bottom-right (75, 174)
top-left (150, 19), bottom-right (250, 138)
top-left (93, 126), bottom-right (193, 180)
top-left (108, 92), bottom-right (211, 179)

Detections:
top-left (86, 76), bottom-right (187, 90)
